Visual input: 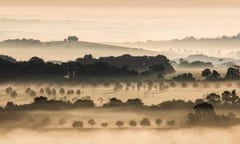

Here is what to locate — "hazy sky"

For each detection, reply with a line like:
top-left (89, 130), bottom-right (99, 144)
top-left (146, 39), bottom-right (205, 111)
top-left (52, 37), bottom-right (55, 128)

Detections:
top-left (1, 6), bottom-right (240, 42)
top-left (1, 0), bottom-right (240, 44)
top-left (1, 0), bottom-right (240, 7)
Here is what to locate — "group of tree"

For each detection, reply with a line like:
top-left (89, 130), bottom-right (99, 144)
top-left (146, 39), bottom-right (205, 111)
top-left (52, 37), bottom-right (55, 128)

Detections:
top-left (72, 118), bottom-right (174, 128)
top-left (177, 59), bottom-right (213, 68)
top-left (172, 73), bottom-right (196, 81)
top-left (205, 90), bottom-right (240, 107)
top-left (171, 66), bottom-right (240, 81)
top-left (0, 54), bottom-right (174, 80)
top-left (187, 102), bottom-right (240, 126)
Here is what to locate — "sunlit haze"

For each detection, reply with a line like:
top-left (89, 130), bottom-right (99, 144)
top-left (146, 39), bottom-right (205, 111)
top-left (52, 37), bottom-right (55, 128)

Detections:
top-left (1, 7), bottom-right (240, 42)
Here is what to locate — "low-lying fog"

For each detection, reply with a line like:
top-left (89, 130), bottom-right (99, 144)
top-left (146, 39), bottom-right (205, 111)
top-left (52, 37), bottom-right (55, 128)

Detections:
top-left (0, 127), bottom-right (238, 144)
top-left (0, 81), bottom-right (239, 107)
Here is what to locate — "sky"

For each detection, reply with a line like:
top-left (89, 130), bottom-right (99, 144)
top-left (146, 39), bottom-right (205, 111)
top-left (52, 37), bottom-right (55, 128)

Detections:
top-left (0, 0), bottom-right (240, 42)
top-left (1, 0), bottom-right (240, 7)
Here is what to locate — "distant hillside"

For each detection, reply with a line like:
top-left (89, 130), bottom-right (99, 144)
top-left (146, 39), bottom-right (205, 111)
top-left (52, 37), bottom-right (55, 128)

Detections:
top-left (0, 38), bottom-right (160, 61)
top-left (110, 33), bottom-right (240, 59)
top-left (178, 54), bottom-right (240, 67)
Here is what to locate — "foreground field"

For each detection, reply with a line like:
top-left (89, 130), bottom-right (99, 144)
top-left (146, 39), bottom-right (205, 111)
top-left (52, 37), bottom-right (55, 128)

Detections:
top-left (0, 127), bottom-right (238, 144)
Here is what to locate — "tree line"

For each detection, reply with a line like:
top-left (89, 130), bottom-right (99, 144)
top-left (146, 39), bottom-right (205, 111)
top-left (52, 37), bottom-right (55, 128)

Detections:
top-left (0, 54), bottom-right (174, 81)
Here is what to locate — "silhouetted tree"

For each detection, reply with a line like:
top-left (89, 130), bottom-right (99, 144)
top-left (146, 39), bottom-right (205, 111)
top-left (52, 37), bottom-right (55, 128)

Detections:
top-left (67, 90), bottom-right (72, 95)
top-left (59, 118), bottom-right (67, 126)
top-left (101, 122), bottom-right (109, 128)
top-left (72, 120), bottom-right (84, 128)
top-left (30, 90), bottom-right (36, 97)
top-left (129, 120), bottom-right (137, 127)
top-left (140, 118), bottom-right (151, 127)
top-left (59, 88), bottom-right (65, 95)
top-left (76, 89), bottom-right (81, 95)
top-left (155, 118), bottom-right (162, 127)
top-left (36, 117), bottom-right (52, 127)
top-left (88, 119), bottom-right (96, 128)
top-left (5, 87), bottom-right (13, 94)
top-left (52, 88), bottom-right (56, 96)
top-left (225, 67), bottom-right (240, 80)
top-left (167, 120), bottom-right (176, 126)
top-left (40, 88), bottom-right (44, 94)
top-left (211, 70), bottom-right (221, 80)
top-left (5, 101), bottom-right (16, 110)
top-left (172, 73), bottom-right (196, 81)
top-left (201, 68), bottom-right (211, 79)
top-left (222, 90), bottom-right (239, 104)
top-left (10, 91), bottom-right (17, 98)
top-left (67, 36), bottom-right (79, 42)
top-left (206, 93), bottom-right (221, 105)
top-left (116, 121), bottom-right (124, 128)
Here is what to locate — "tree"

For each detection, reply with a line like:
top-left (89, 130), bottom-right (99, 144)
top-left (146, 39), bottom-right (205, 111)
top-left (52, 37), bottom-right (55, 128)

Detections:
top-left (59, 88), bottom-right (65, 95)
top-left (59, 118), bottom-right (67, 126)
top-left (67, 90), bottom-right (72, 95)
top-left (172, 73), bottom-right (196, 81)
top-left (30, 90), bottom-right (36, 97)
top-left (193, 102), bottom-right (215, 121)
top-left (167, 120), bottom-right (176, 126)
top-left (129, 120), bottom-right (137, 127)
top-left (67, 36), bottom-right (79, 42)
top-left (52, 88), bottom-right (56, 96)
top-left (140, 118), bottom-right (151, 127)
top-left (72, 121), bottom-right (84, 128)
top-left (25, 87), bottom-right (31, 93)
top-left (40, 88), bottom-right (44, 94)
top-left (211, 70), bottom-right (221, 80)
top-left (88, 119), bottom-right (96, 128)
top-left (76, 89), bottom-right (81, 95)
top-left (101, 122), bottom-right (109, 128)
top-left (206, 93), bottom-right (221, 105)
top-left (225, 67), bottom-right (240, 80)
top-left (5, 87), bottom-right (13, 94)
top-left (222, 90), bottom-right (239, 104)
top-left (29, 57), bottom-right (45, 64)
top-left (116, 121), bottom-right (124, 128)
top-left (201, 68), bottom-right (211, 80)
top-left (10, 91), bottom-right (17, 98)
top-left (155, 118), bottom-right (162, 127)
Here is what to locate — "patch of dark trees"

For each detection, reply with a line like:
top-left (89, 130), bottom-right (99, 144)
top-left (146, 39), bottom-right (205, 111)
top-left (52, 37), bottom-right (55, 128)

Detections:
top-left (176, 59), bottom-right (214, 68)
top-left (172, 66), bottom-right (240, 81)
top-left (0, 54), bottom-right (174, 81)
top-left (186, 102), bottom-right (240, 127)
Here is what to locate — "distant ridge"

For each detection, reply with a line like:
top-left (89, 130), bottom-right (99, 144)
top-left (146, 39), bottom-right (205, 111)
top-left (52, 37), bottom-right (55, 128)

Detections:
top-left (0, 38), bottom-right (161, 61)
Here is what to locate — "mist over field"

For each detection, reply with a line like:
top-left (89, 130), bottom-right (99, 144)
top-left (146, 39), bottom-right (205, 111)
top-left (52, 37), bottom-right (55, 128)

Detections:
top-left (0, 127), bottom-right (238, 144)
top-left (1, 1), bottom-right (240, 143)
